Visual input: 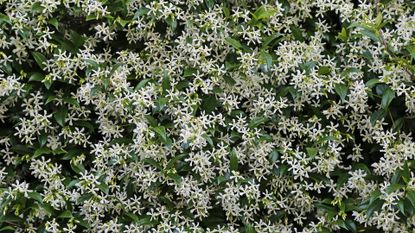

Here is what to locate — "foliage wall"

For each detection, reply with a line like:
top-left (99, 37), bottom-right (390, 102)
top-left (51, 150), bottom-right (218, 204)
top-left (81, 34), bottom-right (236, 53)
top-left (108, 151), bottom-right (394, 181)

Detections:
top-left (0, 0), bottom-right (415, 232)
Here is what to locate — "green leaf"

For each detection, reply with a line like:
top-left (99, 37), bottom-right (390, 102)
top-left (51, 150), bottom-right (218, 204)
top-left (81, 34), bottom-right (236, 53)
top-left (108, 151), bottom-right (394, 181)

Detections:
top-left (98, 182), bottom-right (109, 194)
top-left (276, 164), bottom-right (288, 176)
top-left (407, 44), bottom-right (415, 60)
top-left (135, 78), bottom-right (151, 90)
top-left (341, 67), bottom-right (360, 77)
top-left (75, 121), bottom-right (95, 133)
top-left (291, 25), bottom-right (304, 42)
top-left (33, 147), bottom-right (51, 158)
top-left (398, 199), bottom-right (406, 215)
top-left (367, 198), bottom-right (383, 218)
top-left (43, 77), bottom-right (52, 90)
top-left (11, 144), bottom-right (32, 155)
top-left (370, 109), bottom-right (386, 125)
top-left (58, 210), bottom-right (73, 219)
top-left (349, 23), bottom-right (380, 42)
top-left (201, 214), bottom-right (225, 227)
top-left (162, 75), bottom-right (170, 95)
top-left (381, 88), bottom-right (395, 109)
top-left (248, 116), bottom-right (268, 128)
top-left (299, 61), bottom-right (316, 74)
top-left (225, 37), bottom-right (243, 50)
top-left (229, 149), bottom-right (238, 171)
top-left (318, 66), bottom-right (331, 75)
top-left (260, 50), bottom-right (273, 70)
top-left (31, 2), bottom-right (44, 13)
top-left (31, 51), bottom-right (47, 69)
top-left (183, 67), bottom-right (198, 77)
top-left (166, 15), bottom-right (177, 30)
top-left (306, 147), bottom-right (318, 159)
top-left (344, 219), bottom-right (357, 233)
top-left (135, 215), bottom-right (156, 226)
top-left (337, 27), bottom-right (348, 42)
top-left (38, 132), bottom-right (48, 147)
top-left (253, 5), bottom-right (276, 20)
top-left (134, 8), bottom-right (150, 19)
top-left (63, 97), bottom-right (80, 107)
top-left (269, 149), bottom-right (279, 163)
top-left (28, 72), bottom-right (45, 82)
top-left (386, 183), bottom-right (404, 193)
top-left (334, 83), bottom-right (348, 101)
top-left (54, 107), bottom-right (68, 127)
top-left (0, 226), bottom-right (15, 231)
top-left (48, 18), bottom-right (59, 30)
top-left (407, 190), bottom-right (415, 209)
top-left (201, 95), bottom-right (221, 113)
top-left (166, 173), bottom-right (182, 184)
top-left (392, 117), bottom-right (404, 132)
top-left (85, 14), bottom-right (97, 21)
top-left (116, 16), bottom-right (130, 27)
top-left (66, 179), bottom-right (78, 188)
top-left (70, 30), bottom-right (85, 48)
top-left (70, 162), bottom-right (86, 174)
top-left (28, 191), bottom-right (43, 203)
top-left (0, 13), bottom-right (11, 25)
top-left (361, 28), bottom-right (380, 42)
top-left (375, 12), bottom-right (383, 29)
top-left (142, 158), bottom-right (163, 170)
top-left (244, 223), bottom-right (255, 233)
top-left (76, 217), bottom-right (91, 229)
top-left (402, 162), bottom-right (410, 183)
top-left (315, 203), bottom-right (337, 219)
top-left (152, 126), bottom-right (167, 142)
top-left (366, 78), bottom-right (381, 88)
top-left (261, 33), bottom-right (282, 48)
top-left (166, 153), bottom-right (187, 170)
top-left (45, 95), bottom-right (56, 104)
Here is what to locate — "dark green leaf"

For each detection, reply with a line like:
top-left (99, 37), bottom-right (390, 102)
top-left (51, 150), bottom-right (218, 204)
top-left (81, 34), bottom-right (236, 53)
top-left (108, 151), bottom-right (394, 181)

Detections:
top-left (28, 72), bottom-right (45, 82)
top-left (152, 126), bottom-right (167, 142)
top-left (0, 13), bottom-right (10, 25)
top-left (48, 18), bottom-right (59, 30)
top-left (318, 66), bottom-right (331, 75)
top-left (262, 33), bottom-right (282, 48)
top-left (392, 117), bottom-right (404, 132)
top-left (225, 37), bottom-right (243, 50)
top-left (366, 78), bottom-right (381, 88)
top-left (334, 83), bottom-right (348, 101)
top-left (344, 219), bottom-right (357, 233)
top-left (407, 190), bottom-right (415, 209)
top-left (253, 5), bottom-right (276, 20)
top-left (58, 210), bottom-right (73, 219)
top-left (134, 8), bottom-right (150, 19)
top-left (370, 109), bottom-right (386, 125)
top-left (244, 223), bottom-right (255, 233)
top-left (367, 199), bottom-right (383, 218)
top-left (31, 51), bottom-right (46, 69)
top-left (28, 191), bottom-right (43, 203)
top-left (143, 158), bottom-right (163, 170)
top-left (229, 149), bottom-right (238, 171)
top-left (54, 107), bottom-right (68, 127)
top-left (248, 116), bottom-right (268, 128)
top-left (34, 147), bottom-right (51, 158)
top-left (381, 88), bottom-right (395, 109)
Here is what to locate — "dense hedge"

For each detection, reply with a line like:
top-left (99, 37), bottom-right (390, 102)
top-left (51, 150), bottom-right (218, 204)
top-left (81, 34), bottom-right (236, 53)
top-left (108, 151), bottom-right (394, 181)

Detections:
top-left (1, 0), bottom-right (415, 232)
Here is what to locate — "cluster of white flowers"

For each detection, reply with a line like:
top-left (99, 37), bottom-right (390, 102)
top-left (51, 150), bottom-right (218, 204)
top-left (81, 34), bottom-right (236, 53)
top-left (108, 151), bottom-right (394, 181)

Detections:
top-left (0, 0), bottom-right (415, 232)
